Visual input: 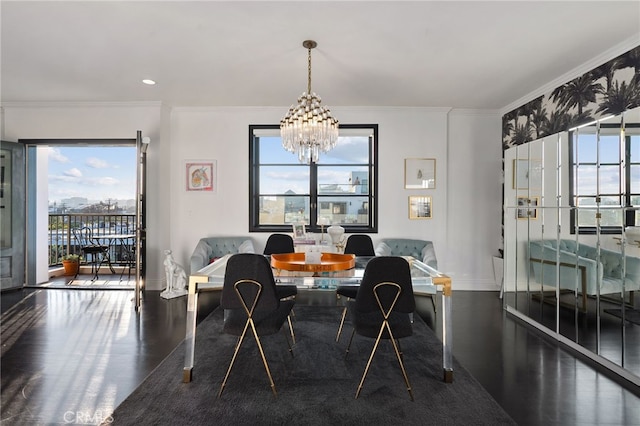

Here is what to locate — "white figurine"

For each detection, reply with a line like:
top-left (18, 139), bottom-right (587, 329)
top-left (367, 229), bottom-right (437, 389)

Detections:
top-left (160, 249), bottom-right (187, 299)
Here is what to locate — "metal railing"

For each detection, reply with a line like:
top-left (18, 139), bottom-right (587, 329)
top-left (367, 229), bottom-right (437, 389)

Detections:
top-left (49, 214), bottom-right (136, 267)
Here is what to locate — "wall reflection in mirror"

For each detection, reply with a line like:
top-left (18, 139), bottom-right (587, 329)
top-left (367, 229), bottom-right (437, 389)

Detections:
top-left (504, 107), bottom-right (640, 383)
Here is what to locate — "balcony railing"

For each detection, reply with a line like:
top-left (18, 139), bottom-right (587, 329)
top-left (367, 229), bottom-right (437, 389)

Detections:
top-left (49, 214), bottom-right (136, 268)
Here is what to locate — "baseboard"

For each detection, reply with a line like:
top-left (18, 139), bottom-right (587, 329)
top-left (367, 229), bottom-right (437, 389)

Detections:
top-left (143, 278), bottom-right (164, 291)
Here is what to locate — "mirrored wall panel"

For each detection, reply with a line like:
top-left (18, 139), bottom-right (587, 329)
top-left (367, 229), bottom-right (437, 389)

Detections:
top-left (504, 107), bottom-right (640, 382)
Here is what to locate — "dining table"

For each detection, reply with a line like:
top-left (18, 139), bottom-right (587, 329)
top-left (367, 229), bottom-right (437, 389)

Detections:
top-left (182, 253), bottom-right (453, 384)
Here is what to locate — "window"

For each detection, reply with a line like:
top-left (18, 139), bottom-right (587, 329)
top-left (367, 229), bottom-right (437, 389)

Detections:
top-left (570, 124), bottom-right (640, 234)
top-left (249, 124), bottom-right (378, 233)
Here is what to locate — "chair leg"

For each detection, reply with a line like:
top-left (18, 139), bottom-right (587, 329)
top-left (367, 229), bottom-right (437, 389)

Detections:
top-left (119, 249), bottom-right (133, 281)
top-left (101, 248), bottom-right (115, 274)
top-left (282, 328), bottom-right (294, 357)
top-left (218, 320), bottom-right (251, 397)
top-left (90, 253), bottom-right (100, 281)
top-left (279, 296), bottom-right (295, 343)
top-left (336, 305), bottom-right (348, 342)
top-left (345, 328), bottom-right (356, 359)
top-left (249, 321), bottom-right (278, 397)
top-left (287, 315), bottom-right (296, 345)
top-left (396, 339), bottom-right (404, 360)
top-left (390, 335), bottom-right (414, 401)
top-left (355, 325), bottom-right (385, 399)
top-left (89, 251), bottom-right (108, 281)
top-left (219, 319), bottom-right (280, 398)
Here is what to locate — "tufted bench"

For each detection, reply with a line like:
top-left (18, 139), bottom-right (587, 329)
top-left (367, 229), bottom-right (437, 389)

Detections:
top-left (190, 237), bottom-right (255, 274)
top-left (374, 238), bottom-right (438, 270)
top-left (528, 239), bottom-right (640, 311)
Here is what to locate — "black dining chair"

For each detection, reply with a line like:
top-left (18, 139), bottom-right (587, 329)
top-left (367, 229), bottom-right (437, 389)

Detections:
top-left (263, 233), bottom-right (298, 299)
top-left (218, 253), bottom-right (295, 398)
top-left (344, 234), bottom-right (376, 257)
top-left (263, 233), bottom-right (298, 342)
top-left (335, 234), bottom-right (376, 341)
top-left (345, 256), bottom-right (416, 400)
top-left (263, 233), bottom-right (295, 255)
top-left (72, 226), bottom-right (110, 281)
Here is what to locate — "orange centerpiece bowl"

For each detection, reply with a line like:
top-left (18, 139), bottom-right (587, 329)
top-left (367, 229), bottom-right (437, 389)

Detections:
top-left (270, 252), bottom-right (356, 272)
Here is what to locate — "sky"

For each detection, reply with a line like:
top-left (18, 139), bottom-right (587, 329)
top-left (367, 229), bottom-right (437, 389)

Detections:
top-left (47, 146), bottom-right (136, 203)
top-left (259, 135), bottom-right (370, 195)
top-left (573, 133), bottom-right (640, 197)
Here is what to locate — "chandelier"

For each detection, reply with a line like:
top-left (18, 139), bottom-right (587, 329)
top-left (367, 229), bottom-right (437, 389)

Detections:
top-left (280, 40), bottom-right (339, 164)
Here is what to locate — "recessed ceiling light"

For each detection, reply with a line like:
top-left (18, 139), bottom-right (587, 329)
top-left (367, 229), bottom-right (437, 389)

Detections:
top-left (142, 79), bottom-right (156, 85)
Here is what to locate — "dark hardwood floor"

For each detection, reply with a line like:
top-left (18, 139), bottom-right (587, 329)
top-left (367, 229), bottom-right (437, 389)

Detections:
top-left (2, 279), bottom-right (639, 425)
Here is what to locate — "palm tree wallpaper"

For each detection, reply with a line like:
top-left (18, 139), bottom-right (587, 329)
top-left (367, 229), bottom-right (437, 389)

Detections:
top-left (502, 45), bottom-right (640, 149)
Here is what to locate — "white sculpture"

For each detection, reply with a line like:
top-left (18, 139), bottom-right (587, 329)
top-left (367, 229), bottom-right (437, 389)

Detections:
top-left (327, 224), bottom-right (346, 252)
top-left (161, 250), bottom-right (188, 299)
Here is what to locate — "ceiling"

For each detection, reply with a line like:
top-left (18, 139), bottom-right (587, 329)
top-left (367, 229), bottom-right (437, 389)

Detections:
top-left (1, 1), bottom-right (639, 111)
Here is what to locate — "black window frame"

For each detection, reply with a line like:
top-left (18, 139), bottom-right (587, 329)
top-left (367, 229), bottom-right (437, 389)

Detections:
top-left (249, 124), bottom-right (378, 234)
top-left (569, 123), bottom-right (639, 234)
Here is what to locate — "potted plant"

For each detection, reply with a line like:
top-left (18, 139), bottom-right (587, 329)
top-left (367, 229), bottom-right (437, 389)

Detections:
top-left (60, 254), bottom-right (82, 276)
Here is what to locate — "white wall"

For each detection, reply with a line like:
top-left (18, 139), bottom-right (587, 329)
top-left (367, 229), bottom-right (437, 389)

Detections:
top-left (447, 110), bottom-right (503, 289)
top-left (35, 147), bottom-right (49, 283)
top-left (3, 102), bottom-right (501, 291)
top-left (170, 106), bottom-right (502, 291)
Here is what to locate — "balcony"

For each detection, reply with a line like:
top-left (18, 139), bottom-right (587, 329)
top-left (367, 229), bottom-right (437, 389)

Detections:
top-left (48, 213), bottom-right (136, 270)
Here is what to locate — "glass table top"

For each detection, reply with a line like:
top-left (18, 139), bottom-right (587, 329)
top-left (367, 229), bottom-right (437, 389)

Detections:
top-left (193, 254), bottom-right (438, 295)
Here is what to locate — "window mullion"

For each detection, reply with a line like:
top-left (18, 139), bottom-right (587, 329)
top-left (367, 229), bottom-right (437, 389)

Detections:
top-left (310, 162), bottom-right (318, 232)
top-left (625, 134), bottom-right (634, 227)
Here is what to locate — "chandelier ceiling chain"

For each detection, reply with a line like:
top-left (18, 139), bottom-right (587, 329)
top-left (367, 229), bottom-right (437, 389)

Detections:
top-left (306, 41), bottom-right (312, 94)
top-left (280, 40), bottom-right (339, 164)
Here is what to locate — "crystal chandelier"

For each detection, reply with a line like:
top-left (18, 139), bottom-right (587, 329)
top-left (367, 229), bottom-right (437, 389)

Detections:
top-left (280, 40), bottom-right (339, 164)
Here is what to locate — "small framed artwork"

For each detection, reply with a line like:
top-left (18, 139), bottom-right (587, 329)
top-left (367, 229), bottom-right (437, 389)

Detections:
top-left (513, 159), bottom-right (542, 189)
top-left (185, 160), bottom-right (216, 192)
top-left (292, 223), bottom-right (306, 239)
top-left (516, 196), bottom-right (539, 220)
top-left (409, 196), bottom-right (432, 219)
top-left (405, 158), bottom-right (436, 189)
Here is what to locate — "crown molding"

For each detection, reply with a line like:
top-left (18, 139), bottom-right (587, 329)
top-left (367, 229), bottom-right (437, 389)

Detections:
top-left (449, 108), bottom-right (500, 117)
top-left (0, 101), bottom-right (163, 109)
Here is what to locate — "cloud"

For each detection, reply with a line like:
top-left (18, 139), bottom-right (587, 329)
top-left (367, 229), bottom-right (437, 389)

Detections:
top-left (77, 176), bottom-right (120, 187)
top-left (264, 169), bottom-right (308, 181)
top-left (49, 174), bottom-right (78, 183)
top-left (86, 157), bottom-right (109, 169)
top-left (93, 177), bottom-right (119, 186)
top-left (48, 147), bottom-right (69, 163)
top-left (322, 136), bottom-right (370, 163)
top-left (63, 168), bottom-right (83, 178)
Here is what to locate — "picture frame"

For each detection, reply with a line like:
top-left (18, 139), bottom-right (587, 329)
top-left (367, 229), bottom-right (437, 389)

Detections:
top-left (404, 158), bottom-right (436, 189)
top-left (185, 160), bottom-right (216, 192)
top-left (513, 159), bottom-right (542, 190)
top-left (516, 196), bottom-right (539, 220)
top-left (292, 223), bottom-right (306, 239)
top-left (409, 195), bottom-right (432, 219)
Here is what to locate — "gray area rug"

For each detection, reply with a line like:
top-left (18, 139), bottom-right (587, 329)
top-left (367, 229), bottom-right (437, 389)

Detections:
top-left (110, 305), bottom-right (515, 425)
